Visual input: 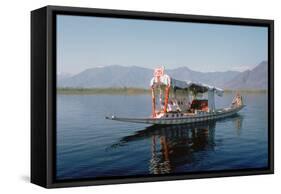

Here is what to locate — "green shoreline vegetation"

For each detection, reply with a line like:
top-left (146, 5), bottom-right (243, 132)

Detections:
top-left (57, 87), bottom-right (150, 95)
top-left (57, 87), bottom-right (267, 95)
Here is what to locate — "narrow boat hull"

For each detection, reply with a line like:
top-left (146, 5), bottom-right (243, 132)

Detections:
top-left (106, 105), bottom-right (245, 125)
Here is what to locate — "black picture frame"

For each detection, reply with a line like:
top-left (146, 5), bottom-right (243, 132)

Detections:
top-left (31, 5), bottom-right (274, 188)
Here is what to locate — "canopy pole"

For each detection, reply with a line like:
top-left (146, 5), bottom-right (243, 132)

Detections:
top-left (163, 86), bottom-right (170, 113)
top-left (151, 87), bottom-right (156, 118)
top-left (208, 90), bottom-right (215, 112)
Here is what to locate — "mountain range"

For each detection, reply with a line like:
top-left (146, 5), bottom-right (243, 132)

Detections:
top-left (58, 61), bottom-right (268, 90)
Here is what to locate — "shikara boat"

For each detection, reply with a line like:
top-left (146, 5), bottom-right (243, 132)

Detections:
top-left (106, 67), bottom-right (245, 125)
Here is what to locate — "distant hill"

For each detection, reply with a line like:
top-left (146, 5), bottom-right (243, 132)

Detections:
top-left (223, 61), bottom-right (268, 89)
top-left (166, 67), bottom-right (240, 88)
top-left (58, 61), bottom-right (268, 90)
top-left (58, 65), bottom-right (152, 88)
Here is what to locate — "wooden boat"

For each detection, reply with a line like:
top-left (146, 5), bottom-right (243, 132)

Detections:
top-left (106, 67), bottom-right (245, 125)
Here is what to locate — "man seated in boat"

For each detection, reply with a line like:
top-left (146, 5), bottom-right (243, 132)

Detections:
top-left (167, 99), bottom-right (182, 113)
top-left (167, 100), bottom-right (174, 112)
top-left (231, 93), bottom-right (243, 108)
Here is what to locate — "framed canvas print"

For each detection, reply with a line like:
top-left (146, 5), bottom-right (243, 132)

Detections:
top-left (31, 5), bottom-right (274, 188)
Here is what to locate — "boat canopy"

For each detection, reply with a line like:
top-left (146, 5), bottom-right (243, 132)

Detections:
top-left (150, 74), bottom-right (224, 97)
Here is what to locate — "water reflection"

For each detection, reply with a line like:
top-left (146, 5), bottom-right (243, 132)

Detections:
top-left (110, 115), bottom-right (243, 174)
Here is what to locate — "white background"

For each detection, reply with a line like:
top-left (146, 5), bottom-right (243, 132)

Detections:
top-left (0, 0), bottom-right (278, 193)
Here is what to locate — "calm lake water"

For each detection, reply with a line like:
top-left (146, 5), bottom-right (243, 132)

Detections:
top-left (56, 93), bottom-right (268, 180)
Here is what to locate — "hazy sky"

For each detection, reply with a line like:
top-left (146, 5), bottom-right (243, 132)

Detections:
top-left (57, 15), bottom-right (268, 75)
